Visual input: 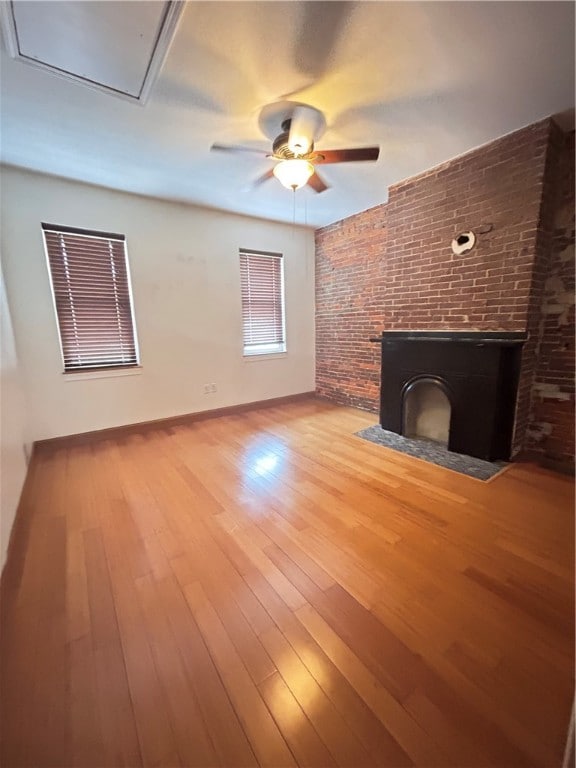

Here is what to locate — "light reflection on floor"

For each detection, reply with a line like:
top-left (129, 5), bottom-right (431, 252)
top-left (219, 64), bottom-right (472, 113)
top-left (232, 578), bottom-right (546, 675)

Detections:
top-left (241, 438), bottom-right (285, 486)
top-left (253, 453), bottom-right (279, 476)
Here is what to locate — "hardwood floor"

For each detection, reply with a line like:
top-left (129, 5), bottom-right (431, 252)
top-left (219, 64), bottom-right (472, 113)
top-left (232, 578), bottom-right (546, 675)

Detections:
top-left (1, 397), bottom-right (574, 767)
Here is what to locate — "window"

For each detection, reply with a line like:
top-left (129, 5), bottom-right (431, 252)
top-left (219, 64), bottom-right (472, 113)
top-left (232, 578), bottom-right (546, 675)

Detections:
top-left (42, 223), bottom-right (139, 372)
top-left (240, 249), bottom-right (286, 356)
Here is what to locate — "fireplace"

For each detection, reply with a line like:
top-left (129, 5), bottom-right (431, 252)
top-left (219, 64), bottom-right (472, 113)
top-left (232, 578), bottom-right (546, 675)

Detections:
top-left (371, 331), bottom-right (526, 461)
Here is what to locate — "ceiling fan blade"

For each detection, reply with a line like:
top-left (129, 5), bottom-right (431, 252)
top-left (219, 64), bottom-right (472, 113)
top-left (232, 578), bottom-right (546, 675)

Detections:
top-left (252, 169), bottom-right (275, 188)
top-left (211, 143), bottom-right (269, 157)
top-left (307, 170), bottom-right (329, 193)
top-left (314, 147), bottom-right (380, 164)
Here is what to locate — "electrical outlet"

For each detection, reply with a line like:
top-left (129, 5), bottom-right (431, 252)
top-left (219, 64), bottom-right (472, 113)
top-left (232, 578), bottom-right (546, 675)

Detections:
top-left (211, 383), bottom-right (217, 393)
top-left (203, 384), bottom-right (211, 394)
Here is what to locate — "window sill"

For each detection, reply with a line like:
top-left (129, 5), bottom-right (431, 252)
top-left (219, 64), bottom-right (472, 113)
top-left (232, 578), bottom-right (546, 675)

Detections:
top-left (243, 352), bottom-right (287, 362)
top-left (63, 366), bottom-right (143, 382)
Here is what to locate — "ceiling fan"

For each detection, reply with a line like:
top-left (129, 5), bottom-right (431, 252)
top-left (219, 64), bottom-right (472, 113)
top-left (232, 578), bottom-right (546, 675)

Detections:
top-left (210, 102), bottom-right (380, 193)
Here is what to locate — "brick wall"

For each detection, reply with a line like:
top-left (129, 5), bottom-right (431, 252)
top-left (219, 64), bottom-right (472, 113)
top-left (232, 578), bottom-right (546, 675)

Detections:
top-left (315, 204), bottom-right (388, 411)
top-left (512, 121), bottom-right (565, 454)
top-left (316, 117), bottom-right (574, 464)
top-left (526, 131), bottom-right (575, 470)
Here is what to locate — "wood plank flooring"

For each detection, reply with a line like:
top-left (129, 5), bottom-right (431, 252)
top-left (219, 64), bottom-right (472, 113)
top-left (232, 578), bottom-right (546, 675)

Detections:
top-left (1, 398), bottom-right (574, 767)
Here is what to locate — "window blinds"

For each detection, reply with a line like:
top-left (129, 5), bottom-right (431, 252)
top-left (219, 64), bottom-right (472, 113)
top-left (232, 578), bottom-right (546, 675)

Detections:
top-left (42, 224), bottom-right (139, 371)
top-left (239, 249), bottom-right (285, 353)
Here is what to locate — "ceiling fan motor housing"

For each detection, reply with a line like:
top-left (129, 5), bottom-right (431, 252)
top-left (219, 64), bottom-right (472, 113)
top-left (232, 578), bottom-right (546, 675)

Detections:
top-left (273, 120), bottom-right (314, 159)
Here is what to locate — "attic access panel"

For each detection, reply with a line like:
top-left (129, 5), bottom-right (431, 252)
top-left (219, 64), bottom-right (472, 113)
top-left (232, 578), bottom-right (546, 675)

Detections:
top-left (0, 0), bottom-right (183, 103)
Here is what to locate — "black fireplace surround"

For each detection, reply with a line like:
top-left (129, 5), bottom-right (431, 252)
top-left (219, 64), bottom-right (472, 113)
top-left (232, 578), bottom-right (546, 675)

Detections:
top-left (371, 332), bottom-right (526, 462)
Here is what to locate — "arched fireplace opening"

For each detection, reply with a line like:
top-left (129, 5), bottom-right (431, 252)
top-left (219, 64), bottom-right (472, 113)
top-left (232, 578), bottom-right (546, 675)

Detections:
top-left (402, 377), bottom-right (451, 447)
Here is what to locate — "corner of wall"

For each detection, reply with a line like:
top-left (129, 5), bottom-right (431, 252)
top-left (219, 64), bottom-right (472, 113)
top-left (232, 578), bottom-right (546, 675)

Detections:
top-left (0, 257), bottom-right (30, 571)
top-left (522, 128), bottom-right (575, 465)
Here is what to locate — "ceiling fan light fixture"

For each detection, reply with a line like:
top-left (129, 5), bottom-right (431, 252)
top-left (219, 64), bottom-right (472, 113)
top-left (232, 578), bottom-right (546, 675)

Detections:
top-left (273, 159), bottom-right (314, 190)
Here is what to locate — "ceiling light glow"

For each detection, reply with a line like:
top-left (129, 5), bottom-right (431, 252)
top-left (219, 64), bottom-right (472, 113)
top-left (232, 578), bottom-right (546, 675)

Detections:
top-left (273, 159), bottom-right (314, 190)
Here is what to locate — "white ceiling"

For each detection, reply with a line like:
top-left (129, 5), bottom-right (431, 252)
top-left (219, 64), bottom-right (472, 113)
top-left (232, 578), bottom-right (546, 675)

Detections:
top-left (1, 1), bottom-right (574, 227)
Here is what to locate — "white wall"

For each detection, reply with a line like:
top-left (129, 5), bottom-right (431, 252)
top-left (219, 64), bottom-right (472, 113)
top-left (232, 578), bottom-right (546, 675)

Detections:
top-left (0, 167), bottom-right (316, 441)
top-left (0, 257), bottom-right (28, 569)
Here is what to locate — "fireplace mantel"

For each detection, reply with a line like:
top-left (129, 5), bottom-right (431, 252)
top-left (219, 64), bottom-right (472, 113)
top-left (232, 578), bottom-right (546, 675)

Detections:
top-left (371, 331), bottom-right (527, 345)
